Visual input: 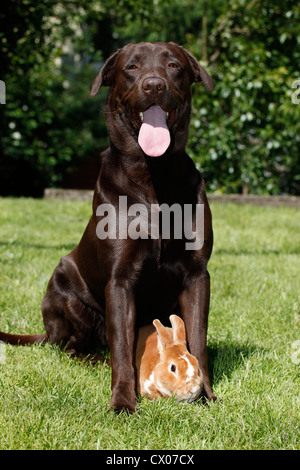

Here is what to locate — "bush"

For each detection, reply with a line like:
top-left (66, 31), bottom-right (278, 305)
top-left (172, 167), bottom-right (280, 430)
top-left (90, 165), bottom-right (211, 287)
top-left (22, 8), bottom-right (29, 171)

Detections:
top-left (0, 1), bottom-right (108, 196)
top-left (1, 0), bottom-right (299, 196)
top-left (188, 0), bottom-right (300, 194)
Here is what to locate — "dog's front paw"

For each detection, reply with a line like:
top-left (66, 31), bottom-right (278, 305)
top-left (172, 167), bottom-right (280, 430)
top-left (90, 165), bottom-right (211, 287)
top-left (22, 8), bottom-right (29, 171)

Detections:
top-left (199, 386), bottom-right (218, 405)
top-left (110, 386), bottom-right (137, 414)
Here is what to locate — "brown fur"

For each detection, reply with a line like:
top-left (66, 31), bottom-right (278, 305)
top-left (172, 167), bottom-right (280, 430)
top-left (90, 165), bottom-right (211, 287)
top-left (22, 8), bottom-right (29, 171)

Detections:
top-left (0, 42), bottom-right (216, 413)
top-left (136, 315), bottom-right (203, 401)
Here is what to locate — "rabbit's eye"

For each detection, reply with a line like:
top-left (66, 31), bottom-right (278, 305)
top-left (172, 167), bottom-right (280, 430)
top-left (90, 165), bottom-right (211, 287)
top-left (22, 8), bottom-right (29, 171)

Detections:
top-left (170, 364), bottom-right (176, 373)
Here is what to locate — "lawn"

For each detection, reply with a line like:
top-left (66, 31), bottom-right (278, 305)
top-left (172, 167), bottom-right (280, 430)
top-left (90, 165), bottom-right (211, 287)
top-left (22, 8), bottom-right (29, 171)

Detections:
top-left (0, 197), bottom-right (299, 450)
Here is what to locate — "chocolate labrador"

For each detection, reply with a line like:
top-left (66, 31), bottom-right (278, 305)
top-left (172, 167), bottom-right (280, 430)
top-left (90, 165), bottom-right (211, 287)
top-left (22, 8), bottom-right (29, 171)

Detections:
top-left (0, 42), bottom-right (216, 413)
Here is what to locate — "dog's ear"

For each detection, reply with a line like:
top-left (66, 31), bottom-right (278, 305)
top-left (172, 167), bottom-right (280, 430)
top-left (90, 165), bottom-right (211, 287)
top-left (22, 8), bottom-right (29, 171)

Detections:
top-left (184, 49), bottom-right (214, 91)
top-left (89, 50), bottom-right (120, 97)
top-left (171, 43), bottom-right (214, 92)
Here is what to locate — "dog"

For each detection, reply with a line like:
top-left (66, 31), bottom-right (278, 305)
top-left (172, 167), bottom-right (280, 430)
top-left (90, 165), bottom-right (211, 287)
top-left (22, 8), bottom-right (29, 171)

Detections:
top-left (0, 42), bottom-right (216, 413)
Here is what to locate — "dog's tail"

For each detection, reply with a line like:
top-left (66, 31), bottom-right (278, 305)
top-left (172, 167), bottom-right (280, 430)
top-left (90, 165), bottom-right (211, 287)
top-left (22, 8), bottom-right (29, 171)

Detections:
top-left (0, 331), bottom-right (48, 346)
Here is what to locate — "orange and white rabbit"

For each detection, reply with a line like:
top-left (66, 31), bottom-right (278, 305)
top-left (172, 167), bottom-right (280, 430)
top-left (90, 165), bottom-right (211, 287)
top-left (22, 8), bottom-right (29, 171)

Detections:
top-left (136, 315), bottom-right (203, 402)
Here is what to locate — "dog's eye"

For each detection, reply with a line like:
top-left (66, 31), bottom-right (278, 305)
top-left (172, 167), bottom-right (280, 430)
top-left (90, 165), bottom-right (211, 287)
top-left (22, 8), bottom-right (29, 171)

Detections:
top-left (127, 64), bottom-right (138, 70)
top-left (170, 364), bottom-right (177, 373)
top-left (168, 63), bottom-right (179, 69)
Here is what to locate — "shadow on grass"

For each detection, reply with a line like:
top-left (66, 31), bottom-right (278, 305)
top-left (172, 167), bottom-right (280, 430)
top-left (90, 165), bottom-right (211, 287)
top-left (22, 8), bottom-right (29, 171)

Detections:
top-left (207, 339), bottom-right (262, 387)
top-left (214, 248), bottom-right (300, 256)
top-left (0, 240), bottom-right (77, 251)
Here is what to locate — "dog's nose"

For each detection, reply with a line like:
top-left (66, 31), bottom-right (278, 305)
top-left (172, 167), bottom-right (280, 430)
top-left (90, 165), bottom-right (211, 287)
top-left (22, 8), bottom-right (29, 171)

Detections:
top-left (142, 77), bottom-right (166, 96)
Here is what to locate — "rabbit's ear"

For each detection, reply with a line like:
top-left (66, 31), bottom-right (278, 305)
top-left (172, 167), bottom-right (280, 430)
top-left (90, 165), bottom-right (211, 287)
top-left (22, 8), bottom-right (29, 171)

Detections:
top-left (153, 319), bottom-right (171, 354)
top-left (169, 315), bottom-right (186, 345)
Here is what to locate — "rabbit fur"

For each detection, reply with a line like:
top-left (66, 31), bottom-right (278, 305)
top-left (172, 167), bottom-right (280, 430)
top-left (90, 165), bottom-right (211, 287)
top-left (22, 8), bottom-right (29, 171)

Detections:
top-left (136, 315), bottom-right (203, 402)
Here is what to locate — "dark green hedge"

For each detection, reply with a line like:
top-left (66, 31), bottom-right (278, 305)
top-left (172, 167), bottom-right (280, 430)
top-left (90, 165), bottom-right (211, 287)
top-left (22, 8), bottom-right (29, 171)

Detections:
top-left (0, 0), bottom-right (299, 196)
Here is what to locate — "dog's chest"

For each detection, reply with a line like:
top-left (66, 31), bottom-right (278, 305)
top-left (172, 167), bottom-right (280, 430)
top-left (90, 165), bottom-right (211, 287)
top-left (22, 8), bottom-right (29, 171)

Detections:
top-left (134, 240), bottom-right (189, 324)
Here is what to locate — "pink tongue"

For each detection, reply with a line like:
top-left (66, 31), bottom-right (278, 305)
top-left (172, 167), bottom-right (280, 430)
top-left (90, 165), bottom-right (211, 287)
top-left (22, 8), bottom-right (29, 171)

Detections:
top-left (138, 105), bottom-right (171, 157)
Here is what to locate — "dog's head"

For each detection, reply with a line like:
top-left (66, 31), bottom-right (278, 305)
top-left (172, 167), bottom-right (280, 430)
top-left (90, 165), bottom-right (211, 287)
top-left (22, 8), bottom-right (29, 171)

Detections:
top-left (90, 42), bottom-right (214, 157)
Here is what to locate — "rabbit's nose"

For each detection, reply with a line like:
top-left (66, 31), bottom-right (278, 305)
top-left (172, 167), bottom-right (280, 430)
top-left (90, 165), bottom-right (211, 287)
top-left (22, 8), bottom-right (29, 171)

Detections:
top-left (187, 390), bottom-right (199, 403)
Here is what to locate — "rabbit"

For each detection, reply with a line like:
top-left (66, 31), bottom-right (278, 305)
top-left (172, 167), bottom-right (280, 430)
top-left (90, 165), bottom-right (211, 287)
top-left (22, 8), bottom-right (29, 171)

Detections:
top-left (136, 314), bottom-right (203, 402)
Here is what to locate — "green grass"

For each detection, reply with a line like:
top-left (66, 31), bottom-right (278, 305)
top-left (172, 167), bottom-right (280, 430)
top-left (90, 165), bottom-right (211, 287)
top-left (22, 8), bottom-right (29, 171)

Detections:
top-left (0, 197), bottom-right (299, 450)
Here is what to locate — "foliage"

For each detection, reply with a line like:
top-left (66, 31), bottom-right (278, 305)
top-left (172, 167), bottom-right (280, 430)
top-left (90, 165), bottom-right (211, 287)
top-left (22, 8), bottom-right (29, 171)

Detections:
top-left (0, 0), bottom-right (107, 196)
top-left (0, 0), bottom-right (299, 195)
top-left (188, 0), bottom-right (300, 194)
